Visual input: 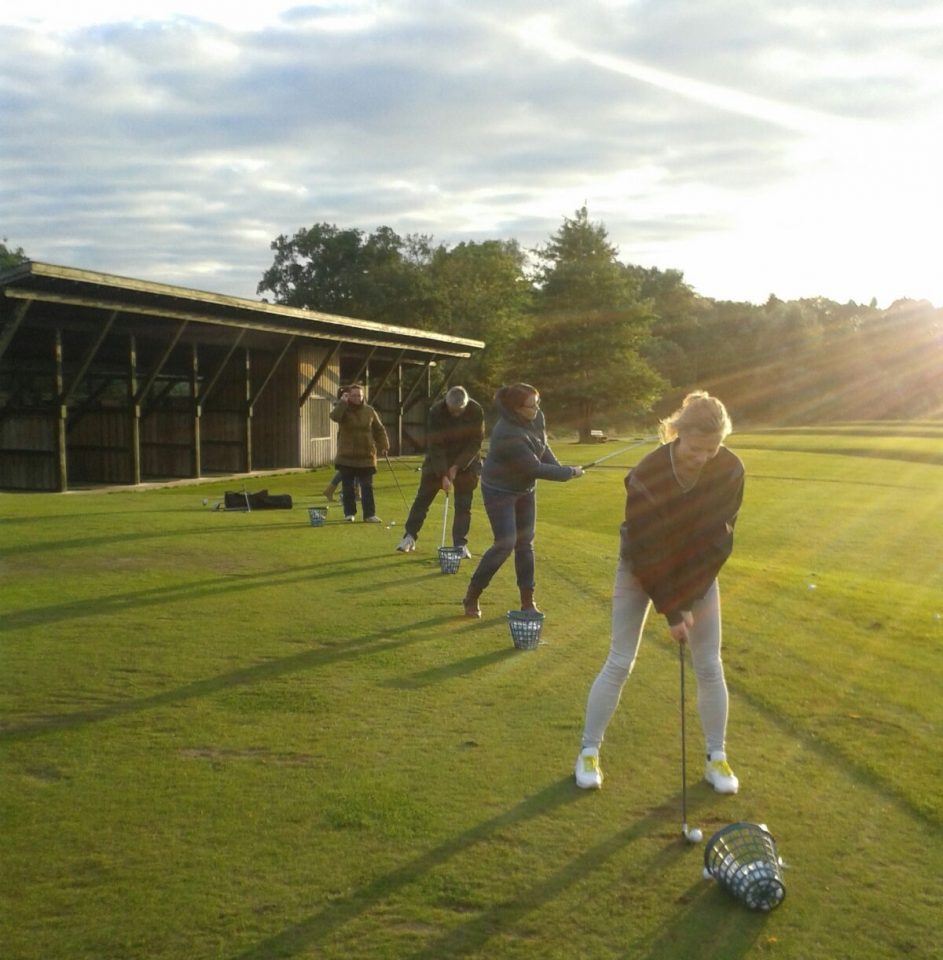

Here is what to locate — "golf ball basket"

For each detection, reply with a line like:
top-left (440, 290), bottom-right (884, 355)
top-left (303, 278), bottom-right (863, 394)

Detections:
top-left (703, 822), bottom-right (786, 912)
top-left (307, 506), bottom-right (328, 527)
top-left (437, 546), bottom-right (464, 574)
top-left (506, 610), bottom-right (545, 650)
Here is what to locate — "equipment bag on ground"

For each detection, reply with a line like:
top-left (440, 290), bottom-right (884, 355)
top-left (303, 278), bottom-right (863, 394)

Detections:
top-left (223, 489), bottom-right (293, 510)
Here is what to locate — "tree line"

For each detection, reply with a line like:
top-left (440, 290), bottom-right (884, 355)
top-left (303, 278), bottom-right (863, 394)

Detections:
top-left (257, 209), bottom-right (942, 433)
top-left (5, 219), bottom-right (939, 434)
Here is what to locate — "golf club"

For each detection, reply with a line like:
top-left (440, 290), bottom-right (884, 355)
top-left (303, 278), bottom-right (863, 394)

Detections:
top-left (580, 435), bottom-right (658, 471)
top-left (440, 491), bottom-right (450, 549)
top-left (680, 641), bottom-right (703, 844)
top-left (385, 453), bottom-right (411, 510)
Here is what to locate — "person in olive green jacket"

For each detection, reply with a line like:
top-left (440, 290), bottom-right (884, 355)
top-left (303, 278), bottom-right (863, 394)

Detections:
top-left (329, 384), bottom-right (390, 522)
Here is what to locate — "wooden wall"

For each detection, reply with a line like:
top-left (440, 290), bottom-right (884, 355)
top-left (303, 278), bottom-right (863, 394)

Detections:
top-left (297, 341), bottom-right (339, 469)
top-left (0, 413), bottom-right (58, 490)
top-left (0, 332), bottom-right (346, 490)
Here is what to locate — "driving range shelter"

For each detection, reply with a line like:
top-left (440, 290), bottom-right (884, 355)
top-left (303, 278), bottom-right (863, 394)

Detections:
top-left (0, 261), bottom-right (484, 492)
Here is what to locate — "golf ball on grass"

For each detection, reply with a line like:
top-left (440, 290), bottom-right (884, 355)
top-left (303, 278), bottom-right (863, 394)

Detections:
top-left (687, 828), bottom-right (703, 843)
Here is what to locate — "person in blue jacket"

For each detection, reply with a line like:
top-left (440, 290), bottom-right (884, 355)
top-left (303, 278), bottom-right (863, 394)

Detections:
top-left (462, 383), bottom-right (583, 618)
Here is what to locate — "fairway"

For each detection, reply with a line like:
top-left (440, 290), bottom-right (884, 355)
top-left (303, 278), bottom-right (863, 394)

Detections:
top-left (2, 425), bottom-right (941, 960)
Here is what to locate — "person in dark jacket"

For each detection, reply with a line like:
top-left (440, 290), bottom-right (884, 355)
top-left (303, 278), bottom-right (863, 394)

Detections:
top-left (574, 390), bottom-right (745, 795)
top-left (462, 383), bottom-right (583, 618)
top-left (329, 383), bottom-right (390, 522)
top-left (396, 386), bottom-right (484, 556)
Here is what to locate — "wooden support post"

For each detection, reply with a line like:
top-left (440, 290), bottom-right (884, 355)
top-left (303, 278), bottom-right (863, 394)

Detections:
top-left (61, 310), bottom-right (117, 404)
top-left (54, 329), bottom-right (67, 491)
top-left (243, 346), bottom-right (253, 473)
top-left (0, 300), bottom-right (30, 363)
top-left (370, 348), bottom-right (405, 398)
top-left (400, 355), bottom-right (437, 411)
top-left (299, 340), bottom-right (341, 406)
top-left (349, 346), bottom-right (377, 392)
top-left (250, 335), bottom-right (295, 408)
top-left (397, 359), bottom-right (404, 456)
top-left (190, 342), bottom-right (201, 478)
top-left (129, 335), bottom-right (142, 485)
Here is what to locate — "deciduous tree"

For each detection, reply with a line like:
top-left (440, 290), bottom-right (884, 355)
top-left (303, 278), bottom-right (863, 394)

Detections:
top-left (1, 239), bottom-right (27, 270)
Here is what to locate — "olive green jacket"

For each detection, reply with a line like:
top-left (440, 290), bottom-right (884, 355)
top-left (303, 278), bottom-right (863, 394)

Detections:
top-left (330, 399), bottom-right (390, 468)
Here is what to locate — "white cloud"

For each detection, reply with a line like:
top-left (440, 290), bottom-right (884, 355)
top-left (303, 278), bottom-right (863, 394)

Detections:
top-left (2, 0), bottom-right (942, 306)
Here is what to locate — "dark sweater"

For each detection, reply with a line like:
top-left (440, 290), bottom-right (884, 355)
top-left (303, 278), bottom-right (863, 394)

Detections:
top-left (481, 396), bottom-right (577, 494)
top-left (621, 440), bottom-right (744, 625)
top-left (421, 398), bottom-right (484, 477)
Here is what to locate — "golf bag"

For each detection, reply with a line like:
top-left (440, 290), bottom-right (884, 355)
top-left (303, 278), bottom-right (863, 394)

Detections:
top-left (223, 489), bottom-right (293, 510)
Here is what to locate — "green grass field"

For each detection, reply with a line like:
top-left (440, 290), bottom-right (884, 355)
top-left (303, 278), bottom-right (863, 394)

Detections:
top-left (2, 424), bottom-right (941, 960)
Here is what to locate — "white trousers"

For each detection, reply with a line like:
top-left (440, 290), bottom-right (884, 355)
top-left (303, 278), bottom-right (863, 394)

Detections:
top-left (581, 556), bottom-right (729, 758)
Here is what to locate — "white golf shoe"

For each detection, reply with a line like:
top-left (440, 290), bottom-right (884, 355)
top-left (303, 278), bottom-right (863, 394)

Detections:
top-left (705, 754), bottom-right (739, 794)
top-left (457, 544), bottom-right (472, 559)
top-left (396, 533), bottom-right (416, 553)
top-left (575, 747), bottom-right (603, 790)
top-left (363, 515), bottom-right (382, 523)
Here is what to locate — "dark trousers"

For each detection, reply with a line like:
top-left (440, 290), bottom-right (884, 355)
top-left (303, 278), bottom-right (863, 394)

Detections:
top-left (404, 471), bottom-right (475, 546)
top-left (339, 465), bottom-right (376, 518)
top-left (469, 483), bottom-right (536, 591)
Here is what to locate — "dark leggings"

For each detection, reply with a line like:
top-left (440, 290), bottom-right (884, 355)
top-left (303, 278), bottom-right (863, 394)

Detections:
top-left (469, 483), bottom-right (536, 591)
top-left (339, 466), bottom-right (376, 518)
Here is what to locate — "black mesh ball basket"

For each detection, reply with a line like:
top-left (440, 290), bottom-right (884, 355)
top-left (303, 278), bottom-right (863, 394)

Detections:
top-left (703, 822), bottom-right (786, 912)
top-left (506, 610), bottom-right (545, 650)
top-left (437, 546), bottom-right (463, 574)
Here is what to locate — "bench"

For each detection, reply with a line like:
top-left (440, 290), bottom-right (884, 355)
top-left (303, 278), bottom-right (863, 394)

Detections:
top-left (589, 429), bottom-right (608, 443)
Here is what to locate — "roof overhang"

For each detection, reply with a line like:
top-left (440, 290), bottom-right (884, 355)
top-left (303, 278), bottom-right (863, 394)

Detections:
top-left (0, 261), bottom-right (485, 359)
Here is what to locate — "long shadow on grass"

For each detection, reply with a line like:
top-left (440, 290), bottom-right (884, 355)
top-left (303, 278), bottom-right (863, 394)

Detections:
top-left (0, 554), bottom-right (410, 632)
top-left (629, 879), bottom-right (768, 960)
top-left (230, 781), bottom-right (762, 960)
top-left (727, 675), bottom-right (940, 831)
top-left (397, 818), bottom-right (739, 960)
top-left (384, 645), bottom-right (519, 688)
top-left (0, 518), bottom-right (336, 557)
top-left (0, 611), bottom-right (458, 741)
top-left (227, 778), bottom-right (578, 960)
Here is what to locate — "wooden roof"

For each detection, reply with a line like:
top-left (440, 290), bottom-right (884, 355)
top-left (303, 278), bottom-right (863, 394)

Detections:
top-left (0, 261), bottom-right (484, 359)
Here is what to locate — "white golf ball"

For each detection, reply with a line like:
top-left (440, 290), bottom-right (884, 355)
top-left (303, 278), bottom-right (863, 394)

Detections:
top-left (703, 866), bottom-right (712, 880)
top-left (688, 828), bottom-right (703, 843)
top-left (202, 498), bottom-right (208, 505)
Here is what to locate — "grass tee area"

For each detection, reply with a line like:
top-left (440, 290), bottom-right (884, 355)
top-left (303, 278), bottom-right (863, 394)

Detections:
top-left (2, 423), bottom-right (941, 960)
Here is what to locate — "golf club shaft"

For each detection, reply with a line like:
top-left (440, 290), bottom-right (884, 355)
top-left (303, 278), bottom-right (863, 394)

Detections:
top-left (440, 492), bottom-right (449, 549)
top-left (385, 453), bottom-right (411, 510)
top-left (581, 435), bottom-right (657, 471)
top-left (680, 641), bottom-right (688, 831)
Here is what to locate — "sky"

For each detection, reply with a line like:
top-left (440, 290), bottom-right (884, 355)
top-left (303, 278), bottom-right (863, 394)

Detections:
top-left (2, 1), bottom-right (942, 308)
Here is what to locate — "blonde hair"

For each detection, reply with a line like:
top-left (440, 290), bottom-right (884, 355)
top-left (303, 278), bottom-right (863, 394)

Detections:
top-left (659, 390), bottom-right (732, 443)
